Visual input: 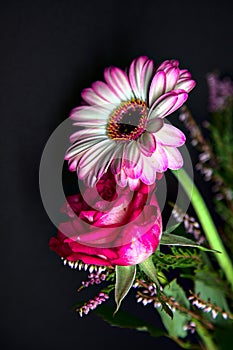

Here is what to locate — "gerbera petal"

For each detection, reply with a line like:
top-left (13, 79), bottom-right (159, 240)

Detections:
top-left (150, 143), bottom-right (168, 172)
top-left (104, 67), bottom-right (133, 100)
top-left (128, 178), bottom-right (141, 190)
top-left (85, 171), bottom-right (98, 187)
top-left (138, 131), bottom-right (157, 156)
top-left (156, 59), bottom-right (179, 72)
top-left (70, 106), bottom-right (109, 121)
top-left (166, 90), bottom-right (188, 115)
top-left (175, 79), bottom-right (196, 93)
top-left (149, 92), bottom-right (178, 119)
top-left (123, 141), bottom-right (140, 168)
top-left (115, 169), bottom-right (127, 187)
top-left (110, 143), bottom-right (126, 174)
top-left (124, 153), bottom-right (143, 179)
top-left (70, 127), bottom-right (106, 143)
top-left (67, 156), bottom-right (79, 172)
top-left (129, 56), bottom-right (149, 99)
top-left (149, 71), bottom-right (166, 106)
top-left (79, 139), bottom-right (114, 169)
top-left (165, 67), bottom-right (180, 92)
top-left (81, 88), bottom-right (114, 108)
top-left (92, 81), bottom-right (121, 105)
top-left (140, 59), bottom-right (154, 101)
top-left (155, 124), bottom-right (186, 146)
top-left (140, 157), bottom-right (157, 185)
top-left (146, 117), bottom-right (164, 133)
top-left (94, 142), bottom-right (123, 180)
top-left (178, 69), bottom-right (192, 79)
top-left (164, 146), bottom-right (183, 169)
top-left (65, 137), bottom-right (106, 160)
top-left (78, 140), bottom-right (115, 179)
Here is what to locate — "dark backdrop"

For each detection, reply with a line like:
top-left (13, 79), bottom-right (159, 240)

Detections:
top-left (1, 1), bottom-right (232, 350)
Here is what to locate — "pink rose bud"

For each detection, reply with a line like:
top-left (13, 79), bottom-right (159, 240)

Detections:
top-left (49, 171), bottom-right (162, 266)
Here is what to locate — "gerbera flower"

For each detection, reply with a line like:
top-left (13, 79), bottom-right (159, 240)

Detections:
top-left (65, 56), bottom-right (195, 189)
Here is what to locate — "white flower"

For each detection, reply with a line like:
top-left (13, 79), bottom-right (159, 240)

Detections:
top-left (66, 56), bottom-right (195, 189)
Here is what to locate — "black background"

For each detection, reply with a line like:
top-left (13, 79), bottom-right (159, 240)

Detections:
top-left (1, 1), bottom-right (232, 349)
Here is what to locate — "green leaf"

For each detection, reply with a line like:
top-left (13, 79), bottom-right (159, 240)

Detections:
top-left (139, 256), bottom-right (173, 319)
top-left (163, 223), bottom-right (181, 234)
top-left (95, 305), bottom-right (165, 338)
top-left (195, 270), bottom-right (231, 326)
top-left (157, 279), bottom-right (191, 339)
top-left (160, 233), bottom-right (220, 253)
top-left (114, 265), bottom-right (136, 315)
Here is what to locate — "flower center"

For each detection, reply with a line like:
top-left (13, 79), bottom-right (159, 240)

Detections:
top-left (106, 99), bottom-right (147, 140)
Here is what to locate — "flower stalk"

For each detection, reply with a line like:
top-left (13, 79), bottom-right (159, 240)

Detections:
top-left (195, 321), bottom-right (218, 350)
top-left (172, 168), bottom-right (233, 290)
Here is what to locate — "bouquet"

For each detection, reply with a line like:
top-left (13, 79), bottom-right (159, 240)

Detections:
top-left (40, 56), bottom-right (233, 349)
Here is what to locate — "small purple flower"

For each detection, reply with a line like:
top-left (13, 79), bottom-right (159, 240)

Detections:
top-left (207, 72), bottom-right (233, 112)
top-left (78, 292), bottom-right (109, 317)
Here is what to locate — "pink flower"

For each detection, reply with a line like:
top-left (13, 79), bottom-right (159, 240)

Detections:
top-left (49, 172), bottom-right (162, 266)
top-left (65, 56), bottom-right (195, 190)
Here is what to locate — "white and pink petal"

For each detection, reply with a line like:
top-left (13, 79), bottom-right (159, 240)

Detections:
top-left (155, 123), bottom-right (186, 147)
top-left (149, 71), bottom-right (166, 106)
top-left (137, 131), bottom-right (157, 156)
top-left (148, 92), bottom-right (178, 119)
top-left (164, 67), bottom-right (180, 92)
top-left (140, 59), bottom-right (154, 101)
top-left (150, 143), bottom-right (169, 172)
top-left (129, 56), bottom-right (149, 99)
top-left (140, 157), bottom-right (157, 185)
top-left (104, 67), bottom-right (133, 100)
top-left (146, 117), bottom-right (164, 133)
top-left (70, 106), bottom-right (110, 123)
top-left (175, 79), bottom-right (196, 93)
top-left (123, 141), bottom-right (140, 168)
top-left (164, 146), bottom-right (183, 169)
top-left (92, 81), bottom-right (121, 104)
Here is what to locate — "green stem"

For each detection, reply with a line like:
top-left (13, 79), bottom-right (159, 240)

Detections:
top-left (172, 168), bottom-right (233, 290)
top-left (195, 321), bottom-right (218, 350)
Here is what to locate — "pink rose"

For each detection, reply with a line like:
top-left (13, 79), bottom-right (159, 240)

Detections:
top-left (49, 171), bottom-right (162, 266)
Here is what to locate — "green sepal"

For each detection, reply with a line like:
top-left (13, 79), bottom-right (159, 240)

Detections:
top-left (114, 265), bottom-right (136, 315)
top-left (139, 256), bottom-right (173, 319)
